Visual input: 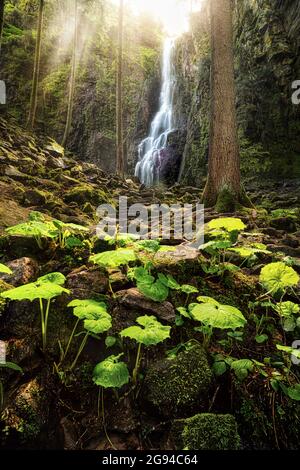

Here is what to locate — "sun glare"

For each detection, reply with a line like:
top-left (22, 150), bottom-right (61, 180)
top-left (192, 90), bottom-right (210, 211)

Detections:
top-left (115, 0), bottom-right (203, 37)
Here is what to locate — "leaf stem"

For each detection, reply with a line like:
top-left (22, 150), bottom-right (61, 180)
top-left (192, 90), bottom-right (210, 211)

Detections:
top-left (70, 331), bottom-right (89, 371)
top-left (133, 343), bottom-right (142, 385)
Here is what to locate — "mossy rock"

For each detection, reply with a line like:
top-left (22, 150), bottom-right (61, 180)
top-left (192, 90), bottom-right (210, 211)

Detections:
top-left (171, 413), bottom-right (241, 450)
top-left (144, 344), bottom-right (213, 415)
top-left (64, 184), bottom-right (109, 206)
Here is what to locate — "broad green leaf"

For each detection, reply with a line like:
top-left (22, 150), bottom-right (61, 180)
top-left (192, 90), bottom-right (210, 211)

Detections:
top-left (158, 273), bottom-right (181, 290)
top-left (137, 279), bottom-right (169, 302)
top-left (276, 344), bottom-right (300, 360)
top-left (135, 239), bottom-right (160, 252)
top-left (287, 384), bottom-right (300, 401)
top-left (260, 262), bottom-right (299, 294)
top-left (190, 302), bottom-right (247, 330)
top-left (37, 272), bottom-right (66, 286)
top-left (207, 218), bottom-right (246, 232)
top-left (176, 306), bottom-right (192, 319)
top-left (229, 246), bottom-right (270, 258)
top-left (68, 299), bottom-right (111, 334)
top-left (231, 359), bottom-right (254, 381)
top-left (197, 296), bottom-right (220, 306)
top-left (93, 354), bottom-right (129, 389)
top-left (275, 301), bottom-right (300, 317)
top-left (132, 267), bottom-right (155, 284)
top-left (212, 361), bottom-right (227, 376)
top-left (180, 284), bottom-right (198, 294)
top-left (120, 315), bottom-right (171, 346)
top-left (0, 263), bottom-right (12, 275)
top-left (283, 317), bottom-right (296, 332)
top-left (90, 249), bottom-right (136, 268)
top-left (255, 334), bottom-right (268, 344)
top-left (1, 282), bottom-right (69, 301)
top-left (105, 336), bottom-right (117, 348)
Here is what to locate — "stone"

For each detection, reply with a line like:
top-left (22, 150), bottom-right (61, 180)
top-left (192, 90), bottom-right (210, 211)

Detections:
top-left (116, 287), bottom-right (175, 323)
top-left (144, 344), bottom-right (213, 415)
top-left (170, 413), bottom-right (241, 450)
top-left (2, 378), bottom-right (49, 445)
top-left (0, 257), bottom-right (38, 286)
top-left (66, 266), bottom-right (108, 299)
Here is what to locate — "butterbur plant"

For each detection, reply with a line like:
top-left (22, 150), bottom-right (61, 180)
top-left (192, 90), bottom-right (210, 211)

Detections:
top-left (89, 248), bottom-right (137, 269)
top-left (120, 315), bottom-right (171, 384)
top-left (67, 299), bottom-right (112, 370)
top-left (93, 354), bottom-right (129, 449)
top-left (1, 272), bottom-right (69, 352)
top-left (259, 262), bottom-right (299, 297)
top-left (6, 211), bottom-right (89, 250)
top-left (177, 296), bottom-right (247, 347)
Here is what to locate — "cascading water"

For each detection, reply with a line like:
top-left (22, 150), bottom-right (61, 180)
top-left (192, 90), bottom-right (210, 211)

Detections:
top-left (135, 37), bottom-right (176, 186)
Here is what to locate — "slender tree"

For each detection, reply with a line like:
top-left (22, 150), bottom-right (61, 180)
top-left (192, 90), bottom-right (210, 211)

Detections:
top-left (202, 0), bottom-right (246, 212)
top-left (62, 0), bottom-right (78, 148)
top-left (27, 0), bottom-right (44, 130)
top-left (116, 0), bottom-right (124, 177)
top-left (0, 0), bottom-right (5, 55)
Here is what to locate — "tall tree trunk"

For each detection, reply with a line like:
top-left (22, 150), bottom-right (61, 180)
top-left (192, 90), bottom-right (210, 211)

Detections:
top-left (62, 0), bottom-right (78, 148)
top-left (27, 0), bottom-right (44, 130)
top-left (202, 0), bottom-right (242, 212)
top-left (0, 0), bottom-right (5, 55)
top-left (116, 0), bottom-right (124, 177)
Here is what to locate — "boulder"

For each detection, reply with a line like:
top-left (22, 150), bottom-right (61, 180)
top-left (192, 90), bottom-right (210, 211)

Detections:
top-left (170, 413), bottom-right (241, 450)
top-left (144, 344), bottom-right (213, 415)
top-left (66, 266), bottom-right (108, 299)
top-left (0, 257), bottom-right (38, 286)
top-left (116, 287), bottom-right (175, 323)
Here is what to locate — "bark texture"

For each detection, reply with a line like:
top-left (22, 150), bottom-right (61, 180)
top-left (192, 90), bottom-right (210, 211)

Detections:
top-left (62, 0), bottom-right (78, 148)
top-left (202, 0), bottom-right (241, 211)
top-left (116, 0), bottom-right (125, 176)
top-left (27, 0), bottom-right (44, 130)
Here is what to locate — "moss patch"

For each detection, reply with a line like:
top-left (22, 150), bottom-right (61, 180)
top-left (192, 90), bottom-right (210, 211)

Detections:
top-left (172, 413), bottom-right (241, 450)
top-left (144, 344), bottom-right (213, 415)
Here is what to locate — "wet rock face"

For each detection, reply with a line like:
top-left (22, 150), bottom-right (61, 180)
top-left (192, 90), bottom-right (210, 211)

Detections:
top-left (143, 344), bottom-right (213, 416)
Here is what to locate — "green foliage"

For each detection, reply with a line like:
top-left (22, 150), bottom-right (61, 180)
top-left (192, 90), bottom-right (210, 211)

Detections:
top-left (6, 212), bottom-right (88, 249)
top-left (0, 263), bottom-right (12, 274)
top-left (189, 301), bottom-right (247, 331)
top-left (89, 248), bottom-right (136, 269)
top-left (1, 273), bottom-right (69, 352)
top-left (231, 359), bottom-right (254, 381)
top-left (93, 354), bottom-right (129, 389)
top-left (1, 273), bottom-right (69, 302)
top-left (207, 218), bottom-right (246, 233)
top-left (120, 315), bottom-right (171, 346)
top-left (68, 299), bottom-right (112, 334)
top-left (260, 262), bottom-right (299, 295)
top-left (229, 245), bottom-right (270, 258)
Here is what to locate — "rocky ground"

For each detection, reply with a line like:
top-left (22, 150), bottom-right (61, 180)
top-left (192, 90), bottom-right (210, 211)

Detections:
top-left (0, 117), bottom-right (300, 450)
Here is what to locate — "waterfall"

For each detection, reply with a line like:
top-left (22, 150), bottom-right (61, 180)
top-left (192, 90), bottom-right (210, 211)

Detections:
top-left (135, 38), bottom-right (176, 186)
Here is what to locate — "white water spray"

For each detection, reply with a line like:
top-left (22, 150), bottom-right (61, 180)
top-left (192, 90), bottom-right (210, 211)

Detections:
top-left (135, 38), bottom-right (176, 186)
